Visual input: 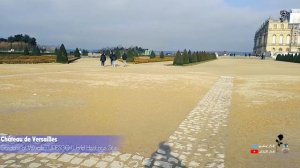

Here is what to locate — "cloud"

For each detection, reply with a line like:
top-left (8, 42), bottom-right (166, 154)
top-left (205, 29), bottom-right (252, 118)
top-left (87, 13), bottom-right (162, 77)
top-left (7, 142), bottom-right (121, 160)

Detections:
top-left (0, 0), bottom-right (299, 51)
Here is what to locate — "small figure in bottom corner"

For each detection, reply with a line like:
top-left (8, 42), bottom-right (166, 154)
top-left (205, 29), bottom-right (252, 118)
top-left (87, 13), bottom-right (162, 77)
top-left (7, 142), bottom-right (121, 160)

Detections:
top-left (276, 134), bottom-right (289, 153)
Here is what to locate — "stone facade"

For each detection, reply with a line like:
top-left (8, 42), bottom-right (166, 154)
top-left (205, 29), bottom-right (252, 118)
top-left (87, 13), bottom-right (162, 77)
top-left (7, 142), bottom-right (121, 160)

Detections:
top-left (254, 13), bottom-right (300, 56)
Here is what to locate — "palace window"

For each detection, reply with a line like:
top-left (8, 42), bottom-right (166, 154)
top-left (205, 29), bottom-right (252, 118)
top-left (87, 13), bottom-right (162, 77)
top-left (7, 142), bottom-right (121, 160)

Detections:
top-left (286, 48), bottom-right (290, 52)
top-left (279, 35), bottom-right (283, 44)
top-left (272, 35), bottom-right (276, 44)
top-left (273, 48), bottom-right (276, 51)
top-left (274, 24), bottom-right (277, 29)
top-left (279, 48), bottom-right (283, 52)
top-left (286, 35), bottom-right (291, 44)
top-left (281, 24), bottom-right (284, 29)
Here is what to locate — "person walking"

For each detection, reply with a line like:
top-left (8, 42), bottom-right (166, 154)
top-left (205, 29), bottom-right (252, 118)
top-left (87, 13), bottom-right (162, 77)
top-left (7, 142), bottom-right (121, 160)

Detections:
top-left (100, 52), bottom-right (106, 66)
top-left (111, 52), bottom-right (117, 67)
top-left (261, 53), bottom-right (264, 60)
top-left (109, 52), bottom-right (113, 65)
top-left (122, 52), bottom-right (128, 66)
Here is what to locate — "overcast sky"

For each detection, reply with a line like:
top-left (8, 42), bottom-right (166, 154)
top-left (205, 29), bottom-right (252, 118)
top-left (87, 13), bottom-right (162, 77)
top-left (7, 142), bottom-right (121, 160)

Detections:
top-left (0, 0), bottom-right (299, 51)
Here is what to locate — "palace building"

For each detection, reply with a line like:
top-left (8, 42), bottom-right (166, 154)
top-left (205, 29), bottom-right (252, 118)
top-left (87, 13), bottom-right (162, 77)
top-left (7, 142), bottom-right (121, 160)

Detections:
top-left (253, 9), bottom-right (300, 56)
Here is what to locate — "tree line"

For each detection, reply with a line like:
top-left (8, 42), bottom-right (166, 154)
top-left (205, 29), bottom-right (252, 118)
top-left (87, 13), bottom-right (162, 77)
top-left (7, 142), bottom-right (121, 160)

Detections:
top-left (0, 34), bottom-right (37, 46)
top-left (276, 53), bottom-right (300, 63)
top-left (101, 47), bottom-right (164, 62)
top-left (173, 49), bottom-right (217, 65)
top-left (55, 44), bottom-right (81, 64)
top-left (99, 46), bottom-right (147, 62)
top-left (23, 46), bottom-right (41, 56)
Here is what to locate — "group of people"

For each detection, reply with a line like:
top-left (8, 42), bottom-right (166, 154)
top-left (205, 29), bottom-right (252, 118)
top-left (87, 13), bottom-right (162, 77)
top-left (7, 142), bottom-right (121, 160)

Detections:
top-left (100, 52), bottom-right (128, 67)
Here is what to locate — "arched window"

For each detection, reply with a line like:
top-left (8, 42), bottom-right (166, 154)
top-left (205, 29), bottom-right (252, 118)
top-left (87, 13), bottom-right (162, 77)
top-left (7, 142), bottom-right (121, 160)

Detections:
top-left (281, 24), bottom-right (284, 29)
top-left (286, 48), bottom-right (290, 52)
top-left (279, 35), bottom-right (283, 44)
top-left (279, 48), bottom-right (283, 52)
top-left (274, 24), bottom-right (277, 29)
top-left (272, 35), bottom-right (276, 44)
top-left (273, 48), bottom-right (276, 51)
top-left (286, 35), bottom-right (291, 44)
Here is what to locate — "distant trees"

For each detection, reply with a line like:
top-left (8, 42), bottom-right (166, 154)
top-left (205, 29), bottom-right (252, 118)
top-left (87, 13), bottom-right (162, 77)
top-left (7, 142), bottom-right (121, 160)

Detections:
top-left (115, 48), bottom-right (121, 59)
top-left (82, 49), bottom-right (89, 56)
top-left (24, 47), bottom-right (29, 55)
top-left (160, 51), bottom-right (164, 59)
top-left (0, 34), bottom-right (37, 51)
top-left (276, 53), bottom-right (300, 63)
top-left (150, 51), bottom-right (156, 59)
top-left (3, 34), bottom-right (37, 46)
top-left (0, 38), bottom-right (7, 42)
top-left (55, 48), bottom-right (59, 55)
top-left (183, 49), bottom-right (189, 64)
top-left (21, 46), bottom-right (41, 56)
top-left (126, 48), bottom-right (139, 62)
top-left (56, 44), bottom-right (68, 63)
top-left (74, 48), bottom-right (81, 58)
top-left (104, 50), bottom-right (110, 56)
top-left (192, 52), bottom-right (197, 63)
top-left (173, 51), bottom-right (183, 65)
top-left (173, 49), bottom-right (217, 65)
top-left (133, 46), bottom-right (146, 53)
top-left (99, 46), bottom-right (147, 62)
top-left (188, 50), bottom-right (192, 63)
top-left (32, 46), bottom-right (41, 56)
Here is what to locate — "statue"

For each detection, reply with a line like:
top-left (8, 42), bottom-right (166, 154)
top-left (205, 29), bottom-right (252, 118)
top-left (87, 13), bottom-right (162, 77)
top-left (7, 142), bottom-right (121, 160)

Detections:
top-left (280, 10), bottom-right (290, 22)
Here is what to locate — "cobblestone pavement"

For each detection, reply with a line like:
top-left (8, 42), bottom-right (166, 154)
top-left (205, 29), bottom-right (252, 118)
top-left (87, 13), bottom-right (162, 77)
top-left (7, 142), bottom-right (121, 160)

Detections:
top-left (0, 76), bottom-right (234, 168)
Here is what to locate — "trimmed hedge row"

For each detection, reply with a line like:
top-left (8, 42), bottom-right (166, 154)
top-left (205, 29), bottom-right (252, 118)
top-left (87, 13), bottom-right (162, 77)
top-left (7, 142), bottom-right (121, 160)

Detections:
top-left (133, 56), bottom-right (174, 64)
top-left (0, 55), bottom-right (79, 64)
top-left (0, 51), bottom-right (23, 55)
top-left (173, 50), bottom-right (217, 65)
top-left (68, 57), bottom-right (80, 63)
top-left (0, 56), bottom-right (56, 64)
top-left (276, 53), bottom-right (300, 63)
top-left (0, 52), bottom-right (55, 56)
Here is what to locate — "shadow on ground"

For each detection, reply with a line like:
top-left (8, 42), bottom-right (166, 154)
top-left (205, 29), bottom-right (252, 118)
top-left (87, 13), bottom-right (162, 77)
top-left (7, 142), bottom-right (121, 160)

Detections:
top-left (145, 141), bottom-right (186, 168)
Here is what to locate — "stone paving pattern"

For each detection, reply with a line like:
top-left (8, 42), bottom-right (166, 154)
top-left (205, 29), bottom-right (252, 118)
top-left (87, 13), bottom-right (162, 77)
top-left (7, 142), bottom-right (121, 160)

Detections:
top-left (0, 76), bottom-right (233, 168)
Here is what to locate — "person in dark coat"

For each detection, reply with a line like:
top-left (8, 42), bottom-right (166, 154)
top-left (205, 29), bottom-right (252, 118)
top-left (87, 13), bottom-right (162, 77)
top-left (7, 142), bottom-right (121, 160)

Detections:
top-left (109, 52), bottom-right (113, 65)
top-left (100, 52), bottom-right (106, 66)
top-left (111, 52), bottom-right (117, 67)
top-left (122, 53), bottom-right (128, 66)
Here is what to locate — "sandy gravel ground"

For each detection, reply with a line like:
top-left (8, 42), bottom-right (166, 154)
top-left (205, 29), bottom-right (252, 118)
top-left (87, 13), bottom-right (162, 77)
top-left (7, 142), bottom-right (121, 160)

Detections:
top-left (0, 57), bottom-right (300, 167)
top-left (0, 58), bottom-right (217, 157)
